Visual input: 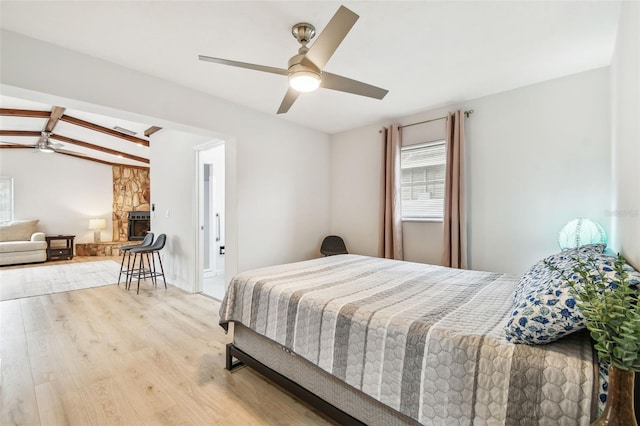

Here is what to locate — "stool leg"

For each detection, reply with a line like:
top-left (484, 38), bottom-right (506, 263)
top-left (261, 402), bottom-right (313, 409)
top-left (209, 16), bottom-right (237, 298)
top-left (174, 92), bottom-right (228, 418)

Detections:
top-left (117, 250), bottom-right (127, 286)
top-left (147, 252), bottom-right (157, 287)
top-left (127, 253), bottom-right (137, 291)
top-left (126, 251), bottom-right (134, 285)
top-left (156, 252), bottom-right (167, 289)
top-left (137, 253), bottom-right (146, 295)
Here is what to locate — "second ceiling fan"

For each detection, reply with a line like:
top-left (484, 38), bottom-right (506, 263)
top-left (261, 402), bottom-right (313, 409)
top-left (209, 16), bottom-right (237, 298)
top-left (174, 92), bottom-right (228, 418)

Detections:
top-left (199, 5), bottom-right (388, 114)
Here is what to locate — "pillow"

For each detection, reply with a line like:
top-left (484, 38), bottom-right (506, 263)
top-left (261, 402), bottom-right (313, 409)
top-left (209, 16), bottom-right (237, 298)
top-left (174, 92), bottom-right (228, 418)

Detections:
top-left (505, 245), bottom-right (639, 345)
top-left (510, 244), bottom-right (605, 303)
top-left (0, 220), bottom-right (39, 242)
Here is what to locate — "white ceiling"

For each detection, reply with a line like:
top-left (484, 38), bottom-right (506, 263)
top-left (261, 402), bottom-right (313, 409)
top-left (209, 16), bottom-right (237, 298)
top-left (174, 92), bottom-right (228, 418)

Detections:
top-left (0, 1), bottom-right (622, 135)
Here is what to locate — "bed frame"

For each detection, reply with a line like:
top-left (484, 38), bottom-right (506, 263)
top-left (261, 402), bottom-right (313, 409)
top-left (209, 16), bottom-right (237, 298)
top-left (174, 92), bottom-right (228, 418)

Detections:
top-left (226, 343), bottom-right (365, 425)
top-left (226, 324), bottom-right (640, 425)
top-left (227, 323), bottom-right (419, 425)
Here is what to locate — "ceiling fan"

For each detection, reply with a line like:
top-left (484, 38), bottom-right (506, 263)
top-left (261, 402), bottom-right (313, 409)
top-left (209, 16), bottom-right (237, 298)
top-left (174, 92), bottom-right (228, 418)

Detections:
top-left (35, 131), bottom-right (63, 153)
top-left (199, 5), bottom-right (388, 114)
top-left (1, 131), bottom-right (80, 155)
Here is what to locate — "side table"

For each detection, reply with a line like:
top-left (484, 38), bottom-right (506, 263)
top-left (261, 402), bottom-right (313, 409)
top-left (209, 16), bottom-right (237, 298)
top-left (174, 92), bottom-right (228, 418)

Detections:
top-left (45, 235), bottom-right (75, 261)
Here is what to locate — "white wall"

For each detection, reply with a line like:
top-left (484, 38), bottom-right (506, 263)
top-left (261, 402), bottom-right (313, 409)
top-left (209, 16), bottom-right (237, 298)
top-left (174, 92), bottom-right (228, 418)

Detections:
top-left (150, 130), bottom-right (211, 292)
top-left (330, 124), bottom-right (384, 257)
top-left (464, 68), bottom-right (610, 273)
top-left (331, 68), bottom-right (611, 274)
top-left (610, 1), bottom-right (640, 269)
top-left (0, 149), bottom-right (112, 244)
top-left (1, 30), bottom-right (332, 291)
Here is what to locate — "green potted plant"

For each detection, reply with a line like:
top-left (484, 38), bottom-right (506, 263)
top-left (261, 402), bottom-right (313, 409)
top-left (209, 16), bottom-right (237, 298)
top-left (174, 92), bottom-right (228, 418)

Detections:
top-left (565, 254), bottom-right (639, 426)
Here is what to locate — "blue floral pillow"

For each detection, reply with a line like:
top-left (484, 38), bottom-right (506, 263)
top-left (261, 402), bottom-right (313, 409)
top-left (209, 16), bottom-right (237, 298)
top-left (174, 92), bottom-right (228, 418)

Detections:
top-left (504, 245), bottom-right (639, 345)
top-left (510, 244), bottom-right (606, 304)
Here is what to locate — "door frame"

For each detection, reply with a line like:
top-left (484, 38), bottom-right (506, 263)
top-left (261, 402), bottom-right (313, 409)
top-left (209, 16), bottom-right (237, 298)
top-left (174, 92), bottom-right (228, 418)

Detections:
top-left (193, 140), bottom-right (226, 294)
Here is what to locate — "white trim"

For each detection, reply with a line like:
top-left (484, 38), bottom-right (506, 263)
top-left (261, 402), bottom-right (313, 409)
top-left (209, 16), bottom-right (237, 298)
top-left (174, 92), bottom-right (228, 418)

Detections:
top-left (402, 218), bottom-right (443, 223)
top-left (193, 140), bottom-right (225, 294)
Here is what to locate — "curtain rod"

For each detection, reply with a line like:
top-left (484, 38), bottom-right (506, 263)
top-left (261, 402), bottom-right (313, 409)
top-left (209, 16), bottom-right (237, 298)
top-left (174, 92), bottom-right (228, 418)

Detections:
top-left (399, 109), bottom-right (474, 130)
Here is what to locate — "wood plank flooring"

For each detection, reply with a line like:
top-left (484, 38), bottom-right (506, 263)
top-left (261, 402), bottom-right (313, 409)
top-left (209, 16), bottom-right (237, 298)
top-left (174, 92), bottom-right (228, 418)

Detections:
top-left (0, 259), bottom-right (334, 425)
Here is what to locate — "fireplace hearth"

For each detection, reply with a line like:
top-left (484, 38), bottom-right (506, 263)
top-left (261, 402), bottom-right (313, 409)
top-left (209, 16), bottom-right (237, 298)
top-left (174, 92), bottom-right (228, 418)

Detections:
top-left (127, 211), bottom-right (150, 241)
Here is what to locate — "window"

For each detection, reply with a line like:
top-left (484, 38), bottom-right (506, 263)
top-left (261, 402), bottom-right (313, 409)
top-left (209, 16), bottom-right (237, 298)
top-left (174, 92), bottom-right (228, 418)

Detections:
top-left (400, 141), bottom-right (446, 220)
top-left (0, 177), bottom-right (14, 222)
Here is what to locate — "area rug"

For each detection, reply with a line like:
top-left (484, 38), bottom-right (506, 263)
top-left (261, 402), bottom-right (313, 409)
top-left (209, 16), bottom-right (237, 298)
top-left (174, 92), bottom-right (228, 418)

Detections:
top-left (0, 260), bottom-right (122, 301)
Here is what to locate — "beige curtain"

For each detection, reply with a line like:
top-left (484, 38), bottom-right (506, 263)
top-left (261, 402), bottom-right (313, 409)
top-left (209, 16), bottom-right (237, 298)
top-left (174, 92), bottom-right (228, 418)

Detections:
top-left (379, 125), bottom-right (404, 260)
top-left (441, 111), bottom-right (467, 268)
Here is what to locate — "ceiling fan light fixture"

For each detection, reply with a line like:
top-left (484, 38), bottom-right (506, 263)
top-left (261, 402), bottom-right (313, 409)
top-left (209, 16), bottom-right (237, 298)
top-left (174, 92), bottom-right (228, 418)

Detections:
top-left (289, 70), bottom-right (321, 93)
top-left (39, 146), bottom-right (54, 153)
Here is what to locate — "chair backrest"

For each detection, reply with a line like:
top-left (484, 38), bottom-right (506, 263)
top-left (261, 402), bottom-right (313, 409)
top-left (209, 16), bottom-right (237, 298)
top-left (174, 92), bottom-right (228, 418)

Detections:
top-left (320, 235), bottom-right (348, 256)
top-left (149, 233), bottom-right (166, 251)
top-left (139, 232), bottom-right (154, 247)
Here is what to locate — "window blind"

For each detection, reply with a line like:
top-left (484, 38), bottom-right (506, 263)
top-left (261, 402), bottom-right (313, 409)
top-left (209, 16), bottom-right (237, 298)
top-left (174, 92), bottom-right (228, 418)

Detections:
top-left (400, 141), bottom-right (446, 220)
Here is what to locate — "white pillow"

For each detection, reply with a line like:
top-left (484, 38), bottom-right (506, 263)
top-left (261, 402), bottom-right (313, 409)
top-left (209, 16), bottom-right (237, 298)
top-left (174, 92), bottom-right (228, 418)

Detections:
top-left (0, 220), bottom-right (39, 242)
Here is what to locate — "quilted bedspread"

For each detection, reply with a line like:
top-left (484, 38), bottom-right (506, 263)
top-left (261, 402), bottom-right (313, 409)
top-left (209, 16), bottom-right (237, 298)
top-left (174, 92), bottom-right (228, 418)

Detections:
top-left (220, 255), bottom-right (597, 425)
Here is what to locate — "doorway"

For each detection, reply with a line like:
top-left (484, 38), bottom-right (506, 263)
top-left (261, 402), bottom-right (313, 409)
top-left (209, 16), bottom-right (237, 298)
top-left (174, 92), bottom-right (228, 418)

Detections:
top-left (198, 143), bottom-right (226, 299)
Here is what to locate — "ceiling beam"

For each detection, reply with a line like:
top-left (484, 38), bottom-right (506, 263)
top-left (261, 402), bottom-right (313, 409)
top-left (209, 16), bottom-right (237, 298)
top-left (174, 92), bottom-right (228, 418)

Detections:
top-left (56, 151), bottom-right (149, 169)
top-left (0, 143), bottom-right (149, 169)
top-left (0, 108), bottom-right (51, 118)
top-left (0, 144), bottom-right (33, 149)
top-left (0, 130), bottom-right (41, 137)
top-left (44, 106), bottom-right (66, 132)
top-left (144, 126), bottom-right (162, 137)
top-left (60, 115), bottom-right (150, 147)
top-left (51, 133), bottom-right (149, 164)
top-left (55, 151), bottom-right (115, 167)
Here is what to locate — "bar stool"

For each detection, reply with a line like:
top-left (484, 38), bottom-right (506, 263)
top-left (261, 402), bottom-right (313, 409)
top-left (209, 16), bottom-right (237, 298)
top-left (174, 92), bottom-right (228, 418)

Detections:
top-left (117, 232), bottom-right (154, 286)
top-left (127, 233), bottom-right (166, 294)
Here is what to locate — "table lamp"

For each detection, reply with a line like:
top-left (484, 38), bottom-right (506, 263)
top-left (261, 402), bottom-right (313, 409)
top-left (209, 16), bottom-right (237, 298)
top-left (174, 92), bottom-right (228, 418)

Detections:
top-left (558, 218), bottom-right (607, 250)
top-left (89, 218), bottom-right (107, 243)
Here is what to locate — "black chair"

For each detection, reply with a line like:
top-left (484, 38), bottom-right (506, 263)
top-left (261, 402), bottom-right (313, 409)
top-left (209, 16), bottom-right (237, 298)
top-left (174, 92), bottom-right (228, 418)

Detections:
top-left (320, 235), bottom-right (348, 256)
top-left (127, 233), bottom-right (167, 294)
top-left (117, 232), bottom-right (154, 286)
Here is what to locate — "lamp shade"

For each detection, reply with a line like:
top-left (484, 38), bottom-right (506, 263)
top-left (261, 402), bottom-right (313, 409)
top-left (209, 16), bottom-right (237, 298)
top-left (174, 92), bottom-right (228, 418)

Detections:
top-left (89, 218), bottom-right (107, 230)
top-left (558, 218), bottom-right (607, 250)
top-left (289, 70), bottom-right (321, 92)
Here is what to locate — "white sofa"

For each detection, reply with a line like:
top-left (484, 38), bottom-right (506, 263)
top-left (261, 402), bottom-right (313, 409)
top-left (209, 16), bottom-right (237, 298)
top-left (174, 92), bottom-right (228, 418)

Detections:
top-left (0, 220), bottom-right (47, 266)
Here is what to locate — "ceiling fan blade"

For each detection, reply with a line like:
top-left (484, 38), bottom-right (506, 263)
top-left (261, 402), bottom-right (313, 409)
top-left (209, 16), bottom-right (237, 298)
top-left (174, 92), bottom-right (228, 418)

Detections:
top-left (321, 72), bottom-right (388, 100)
top-left (303, 6), bottom-right (359, 70)
top-left (0, 140), bottom-right (34, 147)
top-left (198, 55), bottom-right (288, 76)
top-left (277, 87), bottom-right (301, 114)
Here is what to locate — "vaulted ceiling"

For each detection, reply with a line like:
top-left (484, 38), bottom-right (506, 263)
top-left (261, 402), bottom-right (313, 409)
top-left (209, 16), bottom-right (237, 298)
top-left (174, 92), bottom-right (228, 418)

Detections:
top-left (0, 1), bottom-right (622, 135)
top-left (0, 96), bottom-right (157, 168)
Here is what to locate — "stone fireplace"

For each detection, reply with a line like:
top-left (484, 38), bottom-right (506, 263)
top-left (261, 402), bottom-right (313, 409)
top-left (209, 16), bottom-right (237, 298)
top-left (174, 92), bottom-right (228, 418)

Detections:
top-left (112, 166), bottom-right (150, 241)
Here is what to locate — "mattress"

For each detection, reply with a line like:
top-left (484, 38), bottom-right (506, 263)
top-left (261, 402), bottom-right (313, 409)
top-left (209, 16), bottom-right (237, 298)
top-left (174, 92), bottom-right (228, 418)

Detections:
top-left (220, 254), bottom-right (598, 425)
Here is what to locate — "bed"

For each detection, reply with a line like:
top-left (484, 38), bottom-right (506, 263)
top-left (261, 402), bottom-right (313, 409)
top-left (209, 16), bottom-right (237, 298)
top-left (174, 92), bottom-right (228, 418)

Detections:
top-left (219, 254), bottom-right (637, 425)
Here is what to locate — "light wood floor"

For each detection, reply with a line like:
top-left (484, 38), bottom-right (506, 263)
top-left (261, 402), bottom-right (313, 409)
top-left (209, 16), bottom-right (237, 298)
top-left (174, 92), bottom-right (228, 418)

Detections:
top-left (0, 258), bottom-right (334, 425)
top-left (1, 255), bottom-right (123, 270)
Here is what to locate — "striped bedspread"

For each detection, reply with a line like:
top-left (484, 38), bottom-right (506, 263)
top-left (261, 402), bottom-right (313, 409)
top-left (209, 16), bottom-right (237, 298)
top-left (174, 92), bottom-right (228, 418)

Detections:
top-left (220, 254), bottom-right (597, 425)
